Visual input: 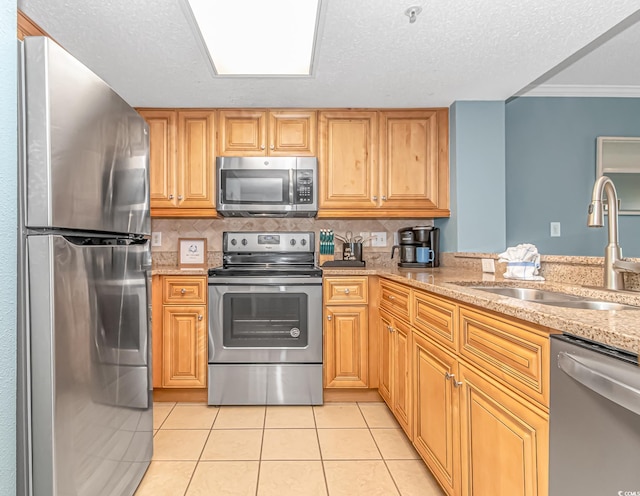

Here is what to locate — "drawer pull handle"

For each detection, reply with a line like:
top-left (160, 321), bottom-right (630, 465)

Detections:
top-left (445, 372), bottom-right (455, 381)
top-left (181, 288), bottom-right (186, 295)
top-left (453, 380), bottom-right (463, 388)
top-left (198, 315), bottom-right (203, 321)
top-left (388, 295), bottom-right (395, 300)
top-left (387, 325), bottom-right (394, 333)
top-left (344, 288), bottom-right (350, 294)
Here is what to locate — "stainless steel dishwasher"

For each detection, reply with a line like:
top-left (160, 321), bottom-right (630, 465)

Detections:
top-left (549, 334), bottom-right (640, 496)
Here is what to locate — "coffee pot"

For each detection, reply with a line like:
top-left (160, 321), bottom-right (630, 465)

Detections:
top-left (391, 226), bottom-right (440, 267)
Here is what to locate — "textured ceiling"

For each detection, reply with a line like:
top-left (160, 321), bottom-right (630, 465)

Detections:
top-left (18, 0), bottom-right (640, 107)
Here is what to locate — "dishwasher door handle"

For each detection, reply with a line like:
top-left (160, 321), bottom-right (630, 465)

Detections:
top-left (558, 351), bottom-right (640, 416)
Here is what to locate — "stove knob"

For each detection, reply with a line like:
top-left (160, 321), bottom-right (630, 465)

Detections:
top-left (290, 239), bottom-right (297, 246)
top-left (300, 239), bottom-right (307, 246)
top-left (230, 238), bottom-right (237, 246)
top-left (241, 238), bottom-right (248, 246)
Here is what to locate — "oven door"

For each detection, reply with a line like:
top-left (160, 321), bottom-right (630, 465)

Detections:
top-left (208, 278), bottom-right (322, 363)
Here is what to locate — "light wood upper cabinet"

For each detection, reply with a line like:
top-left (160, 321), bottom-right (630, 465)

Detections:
top-left (318, 111), bottom-right (378, 211)
top-left (138, 109), bottom-right (216, 217)
top-left (318, 109), bottom-right (449, 218)
top-left (18, 10), bottom-right (50, 39)
top-left (379, 110), bottom-right (449, 215)
top-left (218, 109), bottom-right (316, 156)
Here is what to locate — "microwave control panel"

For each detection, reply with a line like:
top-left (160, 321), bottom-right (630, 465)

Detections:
top-left (295, 170), bottom-right (315, 204)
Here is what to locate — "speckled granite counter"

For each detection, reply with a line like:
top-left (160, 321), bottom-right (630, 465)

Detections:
top-left (324, 266), bottom-right (640, 358)
top-left (152, 267), bottom-right (208, 276)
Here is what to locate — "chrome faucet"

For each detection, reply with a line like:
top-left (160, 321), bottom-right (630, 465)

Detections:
top-left (587, 176), bottom-right (640, 290)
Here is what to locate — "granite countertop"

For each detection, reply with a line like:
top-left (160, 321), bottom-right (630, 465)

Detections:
top-left (153, 263), bottom-right (640, 358)
top-left (324, 266), bottom-right (640, 358)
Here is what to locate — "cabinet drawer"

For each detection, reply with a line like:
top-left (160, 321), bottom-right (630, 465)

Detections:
top-left (458, 305), bottom-right (550, 408)
top-left (379, 279), bottom-right (410, 321)
top-left (413, 290), bottom-right (457, 352)
top-left (163, 276), bottom-right (207, 304)
top-left (324, 277), bottom-right (368, 304)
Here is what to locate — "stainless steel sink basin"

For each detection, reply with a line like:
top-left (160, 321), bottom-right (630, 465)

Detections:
top-left (467, 286), bottom-right (639, 310)
top-left (468, 287), bottom-right (581, 302)
top-left (538, 300), bottom-right (638, 311)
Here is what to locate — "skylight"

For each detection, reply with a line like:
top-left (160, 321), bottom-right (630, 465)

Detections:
top-left (185, 0), bottom-right (321, 76)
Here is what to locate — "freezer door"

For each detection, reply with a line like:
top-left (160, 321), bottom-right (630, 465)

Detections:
top-left (28, 235), bottom-right (152, 496)
top-left (23, 37), bottom-right (150, 235)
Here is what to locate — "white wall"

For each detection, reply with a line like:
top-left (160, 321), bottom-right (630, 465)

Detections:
top-left (0, 2), bottom-right (17, 493)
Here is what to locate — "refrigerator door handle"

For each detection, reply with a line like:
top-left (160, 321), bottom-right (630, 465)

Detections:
top-left (557, 351), bottom-right (640, 416)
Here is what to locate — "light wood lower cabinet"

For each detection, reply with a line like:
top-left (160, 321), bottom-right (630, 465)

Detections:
top-left (153, 275), bottom-right (208, 389)
top-left (379, 281), bottom-right (550, 496)
top-left (413, 330), bottom-right (460, 496)
top-left (323, 277), bottom-right (369, 388)
top-left (379, 308), bottom-right (412, 437)
top-left (458, 363), bottom-right (548, 496)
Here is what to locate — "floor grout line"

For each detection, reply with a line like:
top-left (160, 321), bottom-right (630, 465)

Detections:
top-left (254, 407), bottom-right (267, 496)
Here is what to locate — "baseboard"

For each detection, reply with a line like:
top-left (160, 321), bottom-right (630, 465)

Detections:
top-left (323, 388), bottom-right (383, 402)
top-left (153, 388), bottom-right (208, 403)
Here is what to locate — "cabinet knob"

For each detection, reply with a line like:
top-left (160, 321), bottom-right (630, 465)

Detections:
top-left (169, 194), bottom-right (174, 200)
top-left (387, 325), bottom-right (394, 333)
top-left (344, 288), bottom-right (350, 294)
top-left (445, 372), bottom-right (455, 381)
top-left (270, 144), bottom-right (274, 150)
top-left (198, 314), bottom-right (203, 321)
top-left (381, 195), bottom-right (387, 201)
top-left (453, 380), bottom-right (463, 388)
top-left (327, 315), bottom-right (332, 321)
top-left (373, 196), bottom-right (378, 201)
top-left (178, 195), bottom-right (183, 201)
top-left (388, 295), bottom-right (395, 300)
top-left (261, 145), bottom-right (265, 150)
top-left (181, 288), bottom-right (186, 295)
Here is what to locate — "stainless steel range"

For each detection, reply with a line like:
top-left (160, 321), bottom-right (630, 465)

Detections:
top-left (208, 231), bottom-right (323, 405)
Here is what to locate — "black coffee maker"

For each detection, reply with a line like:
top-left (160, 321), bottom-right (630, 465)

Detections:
top-left (391, 226), bottom-right (440, 268)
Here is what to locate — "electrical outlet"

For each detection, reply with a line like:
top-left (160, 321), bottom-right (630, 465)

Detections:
top-left (371, 232), bottom-right (387, 247)
top-left (481, 258), bottom-right (495, 273)
top-left (151, 232), bottom-right (162, 247)
top-left (550, 222), bottom-right (561, 237)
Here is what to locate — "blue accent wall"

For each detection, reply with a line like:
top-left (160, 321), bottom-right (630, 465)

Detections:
top-left (437, 101), bottom-right (506, 252)
top-left (506, 97), bottom-right (640, 257)
top-left (0, 3), bottom-right (17, 494)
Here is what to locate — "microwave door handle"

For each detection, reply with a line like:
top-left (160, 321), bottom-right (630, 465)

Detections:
top-left (289, 169), bottom-right (295, 205)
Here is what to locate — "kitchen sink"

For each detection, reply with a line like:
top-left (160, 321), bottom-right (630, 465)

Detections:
top-left (467, 287), bottom-right (581, 302)
top-left (467, 286), bottom-right (639, 311)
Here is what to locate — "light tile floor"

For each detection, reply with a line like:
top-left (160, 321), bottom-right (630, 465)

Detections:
top-left (136, 401), bottom-right (445, 496)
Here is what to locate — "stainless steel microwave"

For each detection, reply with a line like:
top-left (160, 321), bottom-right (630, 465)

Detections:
top-left (216, 156), bottom-right (318, 217)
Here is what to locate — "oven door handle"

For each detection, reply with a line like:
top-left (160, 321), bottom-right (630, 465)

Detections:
top-left (557, 351), bottom-right (640, 416)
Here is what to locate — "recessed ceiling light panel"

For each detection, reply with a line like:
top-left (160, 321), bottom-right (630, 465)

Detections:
top-left (185, 0), bottom-right (321, 76)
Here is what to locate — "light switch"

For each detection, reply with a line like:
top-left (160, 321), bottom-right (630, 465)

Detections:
top-left (151, 232), bottom-right (162, 247)
top-left (550, 222), bottom-right (561, 237)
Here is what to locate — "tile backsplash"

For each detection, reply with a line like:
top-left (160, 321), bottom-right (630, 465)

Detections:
top-left (151, 217), bottom-right (434, 259)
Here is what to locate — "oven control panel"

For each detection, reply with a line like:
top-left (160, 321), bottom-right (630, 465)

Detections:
top-left (223, 231), bottom-right (314, 253)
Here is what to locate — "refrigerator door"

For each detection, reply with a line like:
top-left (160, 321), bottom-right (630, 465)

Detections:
top-left (28, 235), bottom-right (152, 496)
top-left (23, 37), bottom-right (150, 236)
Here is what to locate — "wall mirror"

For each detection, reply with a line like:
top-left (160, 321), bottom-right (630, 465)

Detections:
top-left (597, 136), bottom-right (640, 215)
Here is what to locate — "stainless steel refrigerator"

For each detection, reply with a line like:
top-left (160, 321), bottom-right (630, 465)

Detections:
top-left (17, 37), bottom-right (153, 495)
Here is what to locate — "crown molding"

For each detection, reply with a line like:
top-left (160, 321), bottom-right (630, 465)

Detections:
top-left (519, 84), bottom-right (640, 98)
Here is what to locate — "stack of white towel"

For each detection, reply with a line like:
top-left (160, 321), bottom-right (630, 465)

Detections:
top-left (498, 244), bottom-right (544, 281)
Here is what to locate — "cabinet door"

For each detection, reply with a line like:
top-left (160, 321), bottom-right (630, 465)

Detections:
top-left (378, 310), bottom-right (393, 407)
top-left (218, 109), bottom-right (266, 156)
top-left (459, 363), bottom-right (548, 496)
top-left (413, 331), bottom-right (459, 496)
top-left (269, 110), bottom-right (317, 156)
top-left (324, 305), bottom-right (368, 388)
top-left (139, 110), bottom-right (178, 209)
top-left (162, 306), bottom-right (207, 388)
top-left (393, 318), bottom-right (412, 437)
top-left (318, 111), bottom-right (378, 212)
top-left (177, 111), bottom-right (216, 209)
top-left (379, 109), bottom-right (449, 214)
